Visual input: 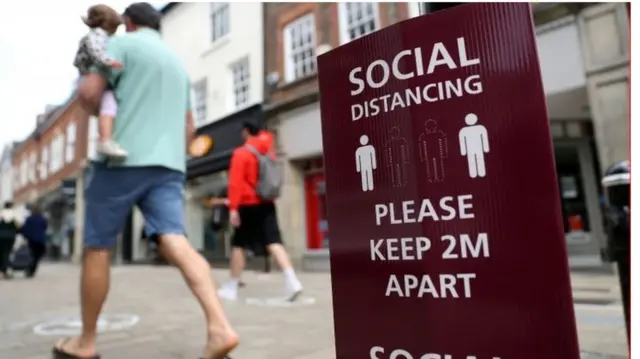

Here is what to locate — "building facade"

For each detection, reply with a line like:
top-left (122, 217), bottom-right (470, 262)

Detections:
top-left (263, 2), bottom-right (629, 270)
top-left (12, 95), bottom-right (90, 260)
top-left (263, 2), bottom-right (412, 270)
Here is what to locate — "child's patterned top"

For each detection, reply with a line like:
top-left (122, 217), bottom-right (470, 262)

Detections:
top-left (73, 28), bottom-right (114, 75)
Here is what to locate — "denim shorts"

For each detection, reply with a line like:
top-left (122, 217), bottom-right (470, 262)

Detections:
top-left (83, 163), bottom-right (186, 249)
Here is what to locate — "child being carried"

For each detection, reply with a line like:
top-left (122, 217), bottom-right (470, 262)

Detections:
top-left (74, 4), bottom-right (127, 159)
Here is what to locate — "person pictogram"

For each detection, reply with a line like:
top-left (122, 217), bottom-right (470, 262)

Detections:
top-left (418, 120), bottom-right (448, 183)
top-left (356, 134), bottom-right (377, 192)
top-left (459, 113), bottom-right (490, 178)
top-left (385, 127), bottom-right (410, 187)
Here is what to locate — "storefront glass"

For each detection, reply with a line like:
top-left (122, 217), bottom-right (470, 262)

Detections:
top-left (554, 144), bottom-right (591, 234)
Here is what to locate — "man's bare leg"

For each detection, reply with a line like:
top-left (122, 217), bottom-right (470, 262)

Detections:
top-left (218, 247), bottom-right (245, 301)
top-left (159, 234), bottom-right (238, 358)
top-left (54, 249), bottom-right (111, 357)
top-left (267, 243), bottom-right (303, 300)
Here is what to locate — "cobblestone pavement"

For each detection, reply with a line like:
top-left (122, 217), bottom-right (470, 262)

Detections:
top-left (0, 264), bottom-right (628, 359)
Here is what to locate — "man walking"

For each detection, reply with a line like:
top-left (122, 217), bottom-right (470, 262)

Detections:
top-left (53, 4), bottom-right (237, 359)
top-left (217, 122), bottom-right (303, 301)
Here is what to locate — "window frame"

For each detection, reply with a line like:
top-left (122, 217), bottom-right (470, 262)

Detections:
top-left (28, 152), bottom-right (36, 183)
top-left (337, 2), bottom-right (381, 44)
top-left (230, 57), bottom-right (251, 110)
top-left (40, 146), bottom-right (48, 180)
top-left (192, 79), bottom-right (208, 126)
top-left (87, 116), bottom-right (99, 160)
top-left (66, 123), bottom-right (76, 164)
top-left (210, 2), bottom-right (230, 43)
top-left (283, 13), bottom-right (317, 83)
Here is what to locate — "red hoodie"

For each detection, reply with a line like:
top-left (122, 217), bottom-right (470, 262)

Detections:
top-left (228, 130), bottom-right (275, 211)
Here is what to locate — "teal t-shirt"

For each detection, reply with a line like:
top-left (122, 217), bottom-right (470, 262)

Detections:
top-left (91, 28), bottom-right (191, 173)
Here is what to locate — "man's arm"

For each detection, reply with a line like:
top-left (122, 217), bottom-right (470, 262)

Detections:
top-left (186, 86), bottom-right (196, 146)
top-left (227, 152), bottom-right (245, 212)
top-left (79, 37), bottom-right (125, 112)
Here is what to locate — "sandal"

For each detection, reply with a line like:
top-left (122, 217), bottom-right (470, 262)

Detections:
top-left (52, 338), bottom-right (101, 359)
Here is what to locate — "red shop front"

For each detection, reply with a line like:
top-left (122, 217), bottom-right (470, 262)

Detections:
top-left (303, 158), bottom-right (329, 250)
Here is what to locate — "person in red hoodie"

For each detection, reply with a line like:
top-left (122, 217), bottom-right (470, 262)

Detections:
top-left (218, 122), bottom-right (303, 301)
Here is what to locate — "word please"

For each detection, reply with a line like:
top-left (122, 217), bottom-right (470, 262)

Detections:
top-left (375, 195), bottom-right (474, 226)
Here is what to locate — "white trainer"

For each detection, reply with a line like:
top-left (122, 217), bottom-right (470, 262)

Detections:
top-left (286, 279), bottom-right (304, 302)
top-left (218, 285), bottom-right (238, 301)
top-left (97, 140), bottom-right (128, 159)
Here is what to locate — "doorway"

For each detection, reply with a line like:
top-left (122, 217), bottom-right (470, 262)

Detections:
top-left (305, 173), bottom-right (329, 250)
top-left (553, 140), bottom-right (604, 262)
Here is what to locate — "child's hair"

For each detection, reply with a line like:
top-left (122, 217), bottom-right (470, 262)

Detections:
top-left (83, 4), bottom-right (123, 34)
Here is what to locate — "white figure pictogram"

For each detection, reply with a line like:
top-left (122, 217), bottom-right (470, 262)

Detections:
top-left (459, 113), bottom-right (490, 178)
top-left (385, 127), bottom-right (410, 187)
top-left (356, 134), bottom-right (377, 192)
top-left (418, 120), bottom-right (448, 183)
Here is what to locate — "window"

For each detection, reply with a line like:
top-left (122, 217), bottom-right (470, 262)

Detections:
top-left (51, 135), bottom-right (64, 173)
top-left (49, 141), bottom-right (56, 173)
top-left (192, 80), bottom-right (208, 126)
top-left (283, 14), bottom-right (317, 83)
top-left (338, 3), bottom-right (380, 44)
top-left (20, 159), bottom-right (27, 187)
top-left (210, 3), bottom-right (230, 42)
top-left (28, 153), bottom-right (36, 183)
top-left (13, 167), bottom-right (20, 189)
top-left (40, 147), bottom-right (48, 179)
top-left (231, 57), bottom-right (250, 109)
top-left (66, 123), bottom-right (76, 163)
top-left (87, 116), bottom-right (99, 160)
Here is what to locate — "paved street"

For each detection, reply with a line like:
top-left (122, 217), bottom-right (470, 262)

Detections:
top-left (0, 264), bottom-right (628, 359)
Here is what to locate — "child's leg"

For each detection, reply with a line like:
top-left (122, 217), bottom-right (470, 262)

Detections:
top-left (97, 91), bottom-right (127, 158)
top-left (98, 91), bottom-right (117, 143)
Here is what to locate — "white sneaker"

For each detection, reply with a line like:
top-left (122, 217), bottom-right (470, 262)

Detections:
top-left (218, 284), bottom-right (238, 301)
top-left (286, 279), bottom-right (303, 302)
top-left (97, 140), bottom-right (128, 159)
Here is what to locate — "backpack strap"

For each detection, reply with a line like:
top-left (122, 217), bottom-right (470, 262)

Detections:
top-left (244, 145), bottom-right (260, 157)
top-left (244, 145), bottom-right (262, 158)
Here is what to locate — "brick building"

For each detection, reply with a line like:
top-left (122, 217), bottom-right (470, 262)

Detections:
top-left (12, 94), bottom-right (91, 259)
top-left (262, 2), bottom-right (412, 270)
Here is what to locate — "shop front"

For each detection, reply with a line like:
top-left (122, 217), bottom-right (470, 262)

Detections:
top-left (38, 177), bottom-right (77, 260)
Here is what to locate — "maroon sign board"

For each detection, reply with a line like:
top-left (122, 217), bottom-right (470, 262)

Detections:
top-left (317, 3), bottom-right (580, 359)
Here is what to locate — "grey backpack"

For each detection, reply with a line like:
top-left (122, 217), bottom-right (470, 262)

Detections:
top-left (245, 145), bottom-right (283, 200)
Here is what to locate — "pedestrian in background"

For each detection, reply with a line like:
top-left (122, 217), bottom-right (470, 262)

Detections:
top-left (20, 205), bottom-right (48, 278)
top-left (218, 122), bottom-right (303, 301)
top-left (0, 202), bottom-right (19, 279)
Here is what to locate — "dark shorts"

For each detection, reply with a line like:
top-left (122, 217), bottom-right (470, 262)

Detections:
top-left (84, 163), bottom-right (186, 249)
top-left (231, 202), bottom-right (282, 249)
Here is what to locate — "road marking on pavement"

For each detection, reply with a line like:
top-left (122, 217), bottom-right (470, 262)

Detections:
top-left (33, 314), bottom-right (140, 336)
top-left (245, 296), bottom-right (316, 307)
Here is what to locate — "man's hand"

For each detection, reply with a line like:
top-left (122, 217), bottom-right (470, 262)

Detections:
top-left (109, 60), bottom-right (124, 69)
top-left (203, 197), bottom-right (228, 207)
top-left (230, 210), bottom-right (241, 228)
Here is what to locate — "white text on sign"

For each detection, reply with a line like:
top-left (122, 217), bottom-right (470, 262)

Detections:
top-left (370, 347), bottom-right (501, 359)
top-left (374, 195), bottom-right (474, 226)
top-left (349, 37), bottom-right (483, 120)
top-left (370, 195), bottom-right (493, 299)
